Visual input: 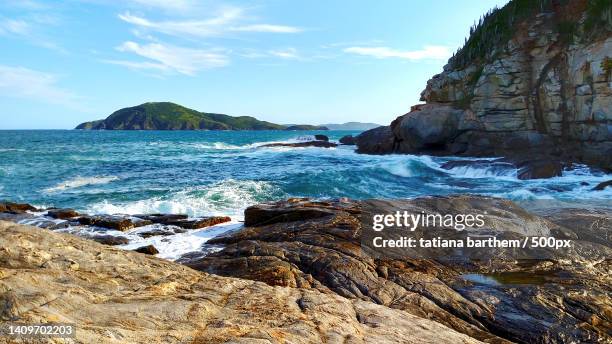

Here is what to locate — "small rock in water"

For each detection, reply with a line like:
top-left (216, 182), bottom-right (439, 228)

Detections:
top-left (339, 135), bottom-right (356, 145)
top-left (90, 235), bottom-right (130, 246)
top-left (516, 159), bottom-right (562, 180)
top-left (164, 216), bottom-right (231, 229)
top-left (592, 180), bottom-right (612, 191)
top-left (134, 245), bottom-right (159, 255)
top-left (135, 214), bottom-right (188, 225)
top-left (78, 215), bottom-right (142, 231)
top-left (47, 208), bottom-right (80, 219)
top-left (0, 202), bottom-right (37, 214)
top-left (314, 134), bottom-right (329, 142)
top-left (261, 141), bottom-right (338, 148)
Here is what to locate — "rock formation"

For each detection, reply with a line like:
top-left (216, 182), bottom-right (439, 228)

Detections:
top-left (182, 197), bottom-right (612, 344)
top-left (0, 221), bottom-right (483, 343)
top-left (357, 0), bottom-right (612, 170)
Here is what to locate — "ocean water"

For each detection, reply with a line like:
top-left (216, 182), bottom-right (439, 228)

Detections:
top-left (1, 130), bottom-right (610, 258)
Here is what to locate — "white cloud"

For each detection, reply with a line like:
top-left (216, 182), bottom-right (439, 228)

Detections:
top-left (268, 48), bottom-right (300, 59)
top-left (230, 24), bottom-right (302, 33)
top-left (0, 65), bottom-right (80, 107)
top-left (343, 46), bottom-right (451, 60)
top-left (112, 41), bottom-right (229, 75)
top-left (0, 19), bottom-right (31, 36)
top-left (127, 0), bottom-right (195, 12)
top-left (118, 8), bottom-right (301, 38)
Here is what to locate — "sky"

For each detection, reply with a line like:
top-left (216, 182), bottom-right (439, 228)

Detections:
top-left (0, 0), bottom-right (509, 129)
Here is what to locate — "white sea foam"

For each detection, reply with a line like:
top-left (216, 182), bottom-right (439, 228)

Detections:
top-left (444, 165), bottom-right (517, 179)
top-left (0, 148), bottom-right (26, 152)
top-left (44, 176), bottom-right (120, 193)
top-left (87, 179), bottom-right (282, 219)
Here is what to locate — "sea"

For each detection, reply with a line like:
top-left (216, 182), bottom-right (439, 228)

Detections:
top-left (1, 130), bottom-right (610, 259)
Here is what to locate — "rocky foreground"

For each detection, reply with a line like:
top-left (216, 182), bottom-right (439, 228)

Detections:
top-left (180, 197), bottom-right (612, 344)
top-left (0, 220), bottom-right (481, 344)
top-left (0, 196), bottom-right (610, 343)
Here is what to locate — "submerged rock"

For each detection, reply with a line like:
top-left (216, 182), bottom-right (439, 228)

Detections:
top-left (0, 220), bottom-right (481, 343)
top-left (593, 180), bottom-right (612, 191)
top-left (261, 141), bottom-right (338, 148)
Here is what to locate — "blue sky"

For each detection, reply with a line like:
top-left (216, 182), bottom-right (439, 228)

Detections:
top-left (0, 0), bottom-right (508, 129)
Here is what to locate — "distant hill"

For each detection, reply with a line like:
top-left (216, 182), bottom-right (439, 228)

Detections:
top-left (321, 122), bottom-right (382, 130)
top-left (76, 102), bottom-right (285, 130)
top-left (284, 125), bottom-right (329, 131)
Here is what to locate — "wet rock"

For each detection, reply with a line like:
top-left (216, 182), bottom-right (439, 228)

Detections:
top-left (78, 215), bottom-right (144, 231)
top-left (243, 198), bottom-right (359, 227)
top-left (516, 159), bottom-right (563, 180)
top-left (314, 134), bottom-right (329, 142)
top-left (134, 245), bottom-right (159, 255)
top-left (593, 180), bottom-right (612, 191)
top-left (0, 201), bottom-right (36, 214)
top-left (355, 126), bottom-right (396, 154)
top-left (162, 216), bottom-right (231, 229)
top-left (89, 234), bottom-right (130, 246)
top-left (339, 135), bottom-right (356, 145)
top-left (135, 213), bottom-right (188, 224)
top-left (183, 196), bottom-right (612, 344)
top-left (260, 141), bottom-right (338, 148)
top-left (47, 208), bottom-right (80, 219)
top-left (138, 228), bottom-right (176, 238)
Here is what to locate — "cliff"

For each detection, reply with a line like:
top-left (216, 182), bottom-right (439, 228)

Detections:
top-left (0, 220), bottom-right (482, 343)
top-left (76, 102), bottom-right (285, 130)
top-left (357, 0), bottom-right (612, 170)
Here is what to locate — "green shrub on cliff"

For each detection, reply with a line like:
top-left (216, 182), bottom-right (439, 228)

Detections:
top-left (449, 0), bottom-right (612, 69)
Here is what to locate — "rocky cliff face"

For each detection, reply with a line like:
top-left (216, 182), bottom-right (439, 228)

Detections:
top-left (358, 0), bottom-right (612, 170)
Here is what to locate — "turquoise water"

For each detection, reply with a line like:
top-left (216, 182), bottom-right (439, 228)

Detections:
top-left (0, 130), bottom-right (610, 220)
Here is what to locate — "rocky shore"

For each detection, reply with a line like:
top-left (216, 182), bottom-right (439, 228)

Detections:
top-left (0, 220), bottom-right (481, 343)
top-left (1, 196), bottom-right (609, 343)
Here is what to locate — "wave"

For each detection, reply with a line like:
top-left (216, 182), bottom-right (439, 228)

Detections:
top-left (44, 176), bottom-right (120, 193)
top-left (87, 179), bottom-right (283, 219)
top-left (444, 165), bottom-right (517, 179)
top-left (0, 148), bottom-right (26, 152)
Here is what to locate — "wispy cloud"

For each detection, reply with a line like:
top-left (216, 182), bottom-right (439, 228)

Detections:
top-left (126, 0), bottom-right (195, 12)
top-left (109, 41), bottom-right (229, 75)
top-left (0, 65), bottom-right (80, 107)
top-left (118, 8), bottom-right (302, 38)
top-left (268, 48), bottom-right (300, 59)
top-left (344, 46), bottom-right (451, 60)
top-left (0, 15), bottom-right (66, 53)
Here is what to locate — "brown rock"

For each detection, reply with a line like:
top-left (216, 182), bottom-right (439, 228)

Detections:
top-left (47, 208), bottom-right (80, 219)
top-left (0, 202), bottom-right (36, 214)
top-left (516, 159), bottom-right (563, 180)
top-left (134, 244), bottom-right (159, 255)
top-left (78, 215), bottom-right (142, 231)
top-left (163, 216), bottom-right (231, 229)
top-left (89, 234), bottom-right (130, 246)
